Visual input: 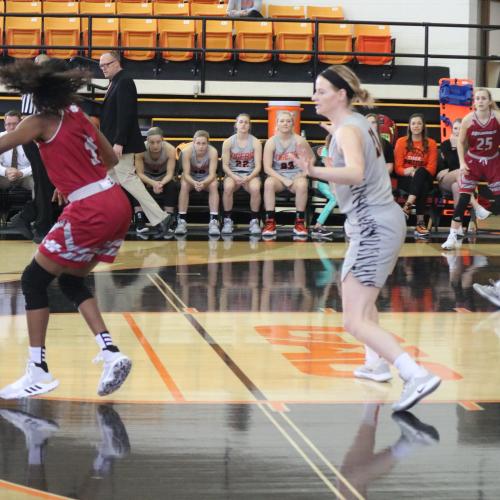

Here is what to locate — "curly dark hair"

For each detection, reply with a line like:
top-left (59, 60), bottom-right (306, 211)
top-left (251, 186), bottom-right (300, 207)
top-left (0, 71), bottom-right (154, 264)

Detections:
top-left (0, 59), bottom-right (90, 114)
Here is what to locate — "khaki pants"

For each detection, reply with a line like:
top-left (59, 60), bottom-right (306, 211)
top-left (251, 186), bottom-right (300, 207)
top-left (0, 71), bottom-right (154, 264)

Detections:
top-left (110, 153), bottom-right (166, 226)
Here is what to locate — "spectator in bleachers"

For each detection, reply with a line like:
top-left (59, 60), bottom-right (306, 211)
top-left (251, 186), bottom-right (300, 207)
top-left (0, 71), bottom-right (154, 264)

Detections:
top-left (310, 134), bottom-right (337, 238)
top-left (394, 113), bottom-right (437, 238)
top-left (262, 110), bottom-right (313, 238)
top-left (134, 127), bottom-right (177, 237)
top-left (227, 0), bottom-right (263, 18)
top-left (366, 113), bottom-right (394, 174)
top-left (99, 51), bottom-right (171, 239)
top-left (221, 113), bottom-right (262, 235)
top-left (436, 118), bottom-right (490, 233)
top-left (175, 130), bottom-right (220, 237)
top-left (0, 111), bottom-right (34, 195)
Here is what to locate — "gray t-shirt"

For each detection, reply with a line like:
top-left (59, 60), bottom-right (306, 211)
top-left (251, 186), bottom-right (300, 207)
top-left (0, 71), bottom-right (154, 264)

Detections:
top-left (227, 0), bottom-right (262, 14)
top-left (229, 134), bottom-right (256, 175)
top-left (143, 142), bottom-right (168, 181)
top-left (328, 112), bottom-right (394, 218)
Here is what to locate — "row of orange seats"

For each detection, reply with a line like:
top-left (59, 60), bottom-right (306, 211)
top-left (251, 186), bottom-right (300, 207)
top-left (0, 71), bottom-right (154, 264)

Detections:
top-left (0, 18), bottom-right (393, 66)
top-left (0, 3), bottom-right (344, 20)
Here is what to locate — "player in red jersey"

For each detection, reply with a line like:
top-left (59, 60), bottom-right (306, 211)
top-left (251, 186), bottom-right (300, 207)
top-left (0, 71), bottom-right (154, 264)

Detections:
top-left (0, 60), bottom-right (132, 399)
top-left (442, 88), bottom-right (500, 250)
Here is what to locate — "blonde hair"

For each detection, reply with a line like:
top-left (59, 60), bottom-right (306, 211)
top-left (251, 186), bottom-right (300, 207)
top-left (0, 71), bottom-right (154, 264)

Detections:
top-left (324, 65), bottom-right (374, 107)
top-left (473, 88), bottom-right (499, 111)
top-left (276, 110), bottom-right (295, 124)
top-left (193, 129), bottom-right (210, 141)
top-left (146, 126), bottom-right (163, 138)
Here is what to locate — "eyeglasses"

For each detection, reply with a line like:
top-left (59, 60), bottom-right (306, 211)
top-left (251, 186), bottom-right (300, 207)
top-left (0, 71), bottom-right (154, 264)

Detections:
top-left (99, 60), bottom-right (117, 70)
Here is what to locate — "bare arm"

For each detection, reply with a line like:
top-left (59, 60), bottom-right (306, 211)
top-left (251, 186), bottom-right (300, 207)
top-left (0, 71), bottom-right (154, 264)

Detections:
top-left (0, 115), bottom-right (44, 154)
top-left (293, 136), bottom-right (313, 178)
top-left (134, 152), bottom-right (156, 187)
top-left (160, 143), bottom-right (176, 185)
top-left (201, 146), bottom-right (219, 186)
top-left (457, 114), bottom-right (471, 171)
top-left (246, 137), bottom-right (263, 180)
top-left (181, 144), bottom-right (196, 185)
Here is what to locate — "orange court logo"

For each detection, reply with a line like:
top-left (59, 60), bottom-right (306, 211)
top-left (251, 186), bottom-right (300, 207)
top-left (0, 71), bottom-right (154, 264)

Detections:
top-left (255, 325), bottom-right (462, 380)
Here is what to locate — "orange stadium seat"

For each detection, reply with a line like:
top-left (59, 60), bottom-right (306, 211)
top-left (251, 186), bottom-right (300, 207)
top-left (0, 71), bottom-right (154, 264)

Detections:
top-left (234, 20), bottom-right (272, 63)
top-left (153, 2), bottom-right (190, 16)
top-left (5, 1), bottom-right (42, 58)
top-left (317, 23), bottom-right (353, 65)
top-left (267, 5), bottom-right (305, 19)
top-left (354, 24), bottom-right (393, 65)
top-left (158, 18), bottom-right (195, 61)
top-left (190, 3), bottom-right (226, 17)
top-left (274, 21), bottom-right (313, 64)
top-left (116, 2), bottom-right (153, 16)
top-left (189, 0), bottom-right (223, 4)
top-left (121, 18), bottom-right (157, 60)
top-left (307, 6), bottom-right (344, 21)
top-left (81, 2), bottom-right (118, 59)
top-left (43, 2), bottom-right (80, 59)
top-left (196, 19), bottom-right (233, 62)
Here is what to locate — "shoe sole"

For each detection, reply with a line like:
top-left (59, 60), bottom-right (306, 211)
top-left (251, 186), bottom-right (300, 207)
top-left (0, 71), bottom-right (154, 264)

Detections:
top-left (0, 379), bottom-right (60, 400)
top-left (392, 375), bottom-right (441, 412)
top-left (98, 359), bottom-right (132, 397)
top-left (354, 371), bottom-right (392, 383)
top-left (262, 232), bottom-right (276, 236)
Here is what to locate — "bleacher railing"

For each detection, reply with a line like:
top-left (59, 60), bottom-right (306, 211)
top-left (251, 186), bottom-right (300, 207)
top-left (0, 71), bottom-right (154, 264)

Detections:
top-left (0, 12), bottom-right (498, 97)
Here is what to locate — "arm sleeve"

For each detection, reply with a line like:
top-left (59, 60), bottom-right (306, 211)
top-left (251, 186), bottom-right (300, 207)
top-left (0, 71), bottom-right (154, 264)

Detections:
top-left (114, 79), bottom-right (138, 146)
top-left (425, 140), bottom-right (438, 177)
top-left (19, 166), bottom-right (32, 177)
top-left (383, 139), bottom-right (394, 163)
top-left (394, 138), bottom-right (407, 176)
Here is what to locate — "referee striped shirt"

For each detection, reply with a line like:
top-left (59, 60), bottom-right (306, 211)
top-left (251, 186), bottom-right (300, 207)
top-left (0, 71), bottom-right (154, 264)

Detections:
top-left (21, 93), bottom-right (37, 115)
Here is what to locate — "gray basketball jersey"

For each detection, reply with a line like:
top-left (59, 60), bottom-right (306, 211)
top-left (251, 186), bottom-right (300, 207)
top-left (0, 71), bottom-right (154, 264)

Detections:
top-left (272, 135), bottom-right (300, 179)
top-left (190, 147), bottom-right (210, 180)
top-left (229, 134), bottom-right (256, 175)
top-left (143, 142), bottom-right (168, 181)
top-left (328, 112), bottom-right (394, 218)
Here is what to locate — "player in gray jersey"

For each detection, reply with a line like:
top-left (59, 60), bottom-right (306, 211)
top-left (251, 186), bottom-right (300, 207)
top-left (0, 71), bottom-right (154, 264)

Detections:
top-left (296, 65), bottom-right (441, 413)
top-left (176, 130), bottom-right (220, 236)
top-left (262, 110), bottom-right (313, 238)
top-left (134, 127), bottom-right (177, 237)
top-left (221, 114), bottom-right (262, 235)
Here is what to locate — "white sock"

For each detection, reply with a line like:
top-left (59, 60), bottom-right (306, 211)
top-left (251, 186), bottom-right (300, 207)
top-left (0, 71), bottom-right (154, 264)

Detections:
top-left (365, 345), bottom-right (382, 366)
top-left (29, 346), bottom-right (45, 366)
top-left (450, 227), bottom-right (459, 236)
top-left (95, 331), bottom-right (114, 350)
top-left (393, 352), bottom-right (427, 381)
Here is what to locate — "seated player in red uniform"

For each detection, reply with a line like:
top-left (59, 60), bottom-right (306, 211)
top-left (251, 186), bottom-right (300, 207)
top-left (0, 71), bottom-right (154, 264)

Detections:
top-left (442, 88), bottom-right (500, 250)
top-left (0, 59), bottom-right (133, 399)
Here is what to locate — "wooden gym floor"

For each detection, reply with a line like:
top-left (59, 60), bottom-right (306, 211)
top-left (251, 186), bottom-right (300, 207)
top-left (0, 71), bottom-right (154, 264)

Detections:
top-left (0, 219), bottom-right (499, 500)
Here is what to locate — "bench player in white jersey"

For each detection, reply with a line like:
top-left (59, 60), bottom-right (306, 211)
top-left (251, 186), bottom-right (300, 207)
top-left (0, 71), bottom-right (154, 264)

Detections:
top-left (175, 130), bottom-right (220, 236)
top-left (296, 65), bottom-right (441, 412)
top-left (221, 113), bottom-right (262, 235)
top-left (262, 110), bottom-right (313, 238)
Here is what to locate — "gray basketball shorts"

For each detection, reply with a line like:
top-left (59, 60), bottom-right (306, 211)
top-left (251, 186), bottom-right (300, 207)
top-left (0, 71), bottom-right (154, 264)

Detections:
top-left (341, 202), bottom-right (406, 288)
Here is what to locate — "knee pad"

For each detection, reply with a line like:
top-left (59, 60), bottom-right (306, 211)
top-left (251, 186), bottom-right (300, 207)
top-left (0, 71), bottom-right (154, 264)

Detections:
top-left (452, 193), bottom-right (471, 223)
top-left (21, 260), bottom-right (56, 310)
top-left (58, 273), bottom-right (93, 308)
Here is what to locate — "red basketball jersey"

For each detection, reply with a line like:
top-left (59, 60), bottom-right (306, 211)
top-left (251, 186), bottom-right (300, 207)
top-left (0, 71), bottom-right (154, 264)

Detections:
top-left (466, 112), bottom-right (500, 158)
top-left (38, 105), bottom-right (109, 196)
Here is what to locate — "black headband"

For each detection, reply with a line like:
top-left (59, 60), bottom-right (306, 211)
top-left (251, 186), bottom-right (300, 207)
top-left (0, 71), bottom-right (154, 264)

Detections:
top-left (320, 69), bottom-right (355, 100)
